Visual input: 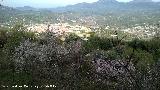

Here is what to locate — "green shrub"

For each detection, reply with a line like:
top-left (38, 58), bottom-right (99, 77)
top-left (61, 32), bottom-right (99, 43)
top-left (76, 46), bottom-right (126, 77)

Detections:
top-left (0, 24), bottom-right (36, 87)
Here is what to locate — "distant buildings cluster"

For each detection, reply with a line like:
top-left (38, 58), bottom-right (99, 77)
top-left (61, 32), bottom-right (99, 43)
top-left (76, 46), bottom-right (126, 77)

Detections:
top-left (27, 23), bottom-right (93, 40)
top-left (121, 25), bottom-right (157, 39)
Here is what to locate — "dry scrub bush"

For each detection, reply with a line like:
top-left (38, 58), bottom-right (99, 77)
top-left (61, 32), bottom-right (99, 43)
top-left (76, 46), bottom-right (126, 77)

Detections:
top-left (13, 31), bottom-right (84, 89)
top-left (12, 31), bottom-right (160, 89)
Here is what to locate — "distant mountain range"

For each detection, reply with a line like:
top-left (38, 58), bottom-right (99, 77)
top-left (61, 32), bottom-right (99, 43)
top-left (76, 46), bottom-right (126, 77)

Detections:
top-left (0, 0), bottom-right (158, 13)
top-left (0, 5), bottom-right (20, 16)
top-left (16, 6), bottom-right (38, 11)
top-left (0, 0), bottom-right (160, 15)
top-left (1, 0), bottom-right (160, 29)
top-left (30, 0), bottom-right (156, 14)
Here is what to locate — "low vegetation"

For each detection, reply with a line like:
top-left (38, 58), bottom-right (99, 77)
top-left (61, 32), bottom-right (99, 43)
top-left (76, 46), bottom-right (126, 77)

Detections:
top-left (0, 25), bottom-right (160, 89)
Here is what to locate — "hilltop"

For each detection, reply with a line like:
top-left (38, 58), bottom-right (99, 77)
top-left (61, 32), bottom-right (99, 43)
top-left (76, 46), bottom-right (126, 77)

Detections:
top-left (48, 0), bottom-right (160, 13)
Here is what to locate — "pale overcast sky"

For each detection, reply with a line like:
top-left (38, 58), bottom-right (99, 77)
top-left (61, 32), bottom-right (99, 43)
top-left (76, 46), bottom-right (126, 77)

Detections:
top-left (1, 0), bottom-right (160, 8)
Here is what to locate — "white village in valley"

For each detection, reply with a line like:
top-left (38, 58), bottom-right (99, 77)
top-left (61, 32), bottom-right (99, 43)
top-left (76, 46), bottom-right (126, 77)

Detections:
top-left (27, 23), bottom-right (94, 40)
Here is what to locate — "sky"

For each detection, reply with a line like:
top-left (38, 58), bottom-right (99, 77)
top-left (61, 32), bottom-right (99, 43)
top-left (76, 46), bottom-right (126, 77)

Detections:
top-left (1, 0), bottom-right (160, 8)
